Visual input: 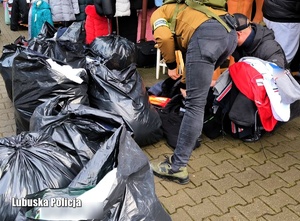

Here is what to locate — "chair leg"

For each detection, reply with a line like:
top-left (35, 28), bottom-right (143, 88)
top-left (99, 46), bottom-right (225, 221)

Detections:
top-left (162, 66), bottom-right (166, 75)
top-left (156, 48), bottom-right (161, 79)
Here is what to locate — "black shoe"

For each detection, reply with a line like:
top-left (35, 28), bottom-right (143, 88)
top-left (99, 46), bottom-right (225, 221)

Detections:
top-left (242, 133), bottom-right (261, 142)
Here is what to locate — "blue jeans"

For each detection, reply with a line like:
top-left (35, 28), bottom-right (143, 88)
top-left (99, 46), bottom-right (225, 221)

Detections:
top-left (172, 19), bottom-right (237, 171)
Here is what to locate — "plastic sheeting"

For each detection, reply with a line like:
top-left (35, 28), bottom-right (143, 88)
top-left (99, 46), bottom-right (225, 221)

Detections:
top-left (0, 44), bottom-right (25, 100)
top-left (27, 22), bottom-right (86, 69)
top-left (15, 125), bottom-right (171, 221)
top-left (30, 96), bottom-right (126, 166)
top-left (88, 35), bottom-right (136, 71)
top-left (87, 60), bottom-right (163, 146)
top-left (0, 132), bottom-right (82, 221)
top-left (12, 50), bottom-right (89, 134)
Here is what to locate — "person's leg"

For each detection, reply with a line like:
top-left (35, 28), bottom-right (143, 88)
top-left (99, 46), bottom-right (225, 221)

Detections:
top-left (263, 18), bottom-right (300, 64)
top-left (151, 20), bottom-right (237, 184)
top-left (172, 20), bottom-right (237, 170)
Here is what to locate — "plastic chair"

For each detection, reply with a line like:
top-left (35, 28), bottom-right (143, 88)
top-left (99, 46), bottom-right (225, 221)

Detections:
top-left (155, 46), bottom-right (185, 79)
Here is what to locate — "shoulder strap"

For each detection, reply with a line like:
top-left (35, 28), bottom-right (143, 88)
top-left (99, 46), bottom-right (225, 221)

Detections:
top-left (185, 0), bottom-right (231, 32)
top-left (169, 4), bottom-right (187, 33)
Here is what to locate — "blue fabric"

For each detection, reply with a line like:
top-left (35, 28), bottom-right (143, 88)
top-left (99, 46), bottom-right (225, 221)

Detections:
top-left (31, 0), bottom-right (53, 38)
top-left (148, 81), bottom-right (164, 95)
top-left (155, 0), bottom-right (163, 7)
top-left (56, 27), bottom-right (68, 38)
top-left (171, 20), bottom-right (237, 171)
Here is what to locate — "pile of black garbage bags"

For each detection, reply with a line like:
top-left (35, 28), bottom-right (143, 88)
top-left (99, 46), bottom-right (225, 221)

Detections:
top-left (0, 22), bottom-right (169, 221)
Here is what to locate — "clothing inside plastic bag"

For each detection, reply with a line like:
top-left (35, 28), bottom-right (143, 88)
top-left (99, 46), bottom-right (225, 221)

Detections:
top-left (88, 34), bottom-right (136, 70)
top-left (27, 22), bottom-right (86, 69)
top-left (87, 60), bottom-right (163, 146)
top-left (57, 21), bottom-right (86, 44)
top-left (12, 50), bottom-right (89, 134)
top-left (15, 126), bottom-right (171, 221)
top-left (0, 132), bottom-right (82, 221)
top-left (30, 95), bottom-right (126, 166)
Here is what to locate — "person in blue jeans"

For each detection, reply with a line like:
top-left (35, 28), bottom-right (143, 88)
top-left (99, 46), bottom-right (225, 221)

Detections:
top-left (150, 2), bottom-right (238, 184)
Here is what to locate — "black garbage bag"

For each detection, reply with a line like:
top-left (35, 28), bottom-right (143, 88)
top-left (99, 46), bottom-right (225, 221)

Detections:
top-left (27, 22), bottom-right (86, 69)
top-left (15, 126), bottom-right (171, 221)
top-left (12, 50), bottom-right (89, 134)
top-left (36, 21), bottom-right (57, 39)
top-left (87, 61), bottom-right (163, 146)
top-left (0, 44), bottom-right (26, 100)
top-left (88, 34), bottom-right (136, 70)
top-left (30, 96), bottom-right (126, 166)
top-left (0, 132), bottom-right (82, 221)
top-left (27, 38), bottom-right (86, 69)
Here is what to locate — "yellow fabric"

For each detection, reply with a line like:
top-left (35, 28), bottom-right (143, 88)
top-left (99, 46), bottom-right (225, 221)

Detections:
top-left (252, 0), bottom-right (264, 23)
top-left (227, 0), bottom-right (253, 19)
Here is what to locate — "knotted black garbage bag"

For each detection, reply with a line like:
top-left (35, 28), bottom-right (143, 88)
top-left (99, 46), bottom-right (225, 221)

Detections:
top-left (87, 61), bottom-right (163, 146)
top-left (88, 34), bottom-right (136, 70)
top-left (0, 132), bottom-right (82, 221)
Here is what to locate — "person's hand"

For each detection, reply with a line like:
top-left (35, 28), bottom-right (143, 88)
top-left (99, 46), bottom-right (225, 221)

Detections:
top-left (210, 80), bottom-right (216, 87)
top-left (180, 88), bottom-right (186, 98)
top-left (168, 69), bottom-right (181, 80)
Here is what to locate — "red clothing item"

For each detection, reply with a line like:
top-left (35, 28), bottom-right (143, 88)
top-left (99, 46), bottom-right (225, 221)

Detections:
top-left (229, 62), bottom-right (277, 131)
top-left (85, 5), bottom-right (111, 44)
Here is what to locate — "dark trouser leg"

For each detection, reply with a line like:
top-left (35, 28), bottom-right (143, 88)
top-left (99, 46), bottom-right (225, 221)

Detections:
top-left (172, 20), bottom-right (237, 171)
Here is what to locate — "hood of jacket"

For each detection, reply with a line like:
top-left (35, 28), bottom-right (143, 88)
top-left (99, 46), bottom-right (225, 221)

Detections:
top-left (85, 5), bottom-right (100, 18)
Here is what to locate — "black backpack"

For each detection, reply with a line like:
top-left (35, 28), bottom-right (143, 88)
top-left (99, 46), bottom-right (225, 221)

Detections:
top-left (157, 94), bottom-right (201, 149)
top-left (203, 84), bottom-right (264, 141)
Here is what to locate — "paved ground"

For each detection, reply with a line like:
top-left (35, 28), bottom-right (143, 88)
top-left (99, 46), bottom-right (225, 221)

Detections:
top-left (1, 4), bottom-right (300, 221)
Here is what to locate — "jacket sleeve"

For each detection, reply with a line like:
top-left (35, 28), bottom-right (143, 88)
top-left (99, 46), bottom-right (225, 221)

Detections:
top-left (259, 40), bottom-right (288, 69)
top-left (150, 7), bottom-right (177, 70)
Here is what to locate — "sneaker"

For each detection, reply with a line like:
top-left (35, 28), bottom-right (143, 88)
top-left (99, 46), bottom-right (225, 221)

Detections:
top-left (151, 155), bottom-right (190, 185)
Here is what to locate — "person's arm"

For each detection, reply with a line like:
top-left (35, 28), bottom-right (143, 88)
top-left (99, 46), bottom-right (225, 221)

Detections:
top-left (150, 6), bottom-right (177, 70)
top-left (259, 40), bottom-right (288, 69)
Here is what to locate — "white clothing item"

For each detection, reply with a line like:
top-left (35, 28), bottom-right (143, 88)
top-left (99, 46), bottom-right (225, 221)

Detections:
top-left (240, 57), bottom-right (290, 122)
top-left (114, 0), bottom-right (131, 17)
top-left (46, 58), bottom-right (85, 84)
top-left (262, 68), bottom-right (290, 122)
top-left (263, 17), bottom-right (300, 63)
top-left (37, 168), bottom-right (118, 220)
